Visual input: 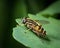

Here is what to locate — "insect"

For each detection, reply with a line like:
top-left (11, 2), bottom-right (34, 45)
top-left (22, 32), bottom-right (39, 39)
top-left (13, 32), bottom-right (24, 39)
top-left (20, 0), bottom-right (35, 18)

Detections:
top-left (22, 17), bottom-right (48, 37)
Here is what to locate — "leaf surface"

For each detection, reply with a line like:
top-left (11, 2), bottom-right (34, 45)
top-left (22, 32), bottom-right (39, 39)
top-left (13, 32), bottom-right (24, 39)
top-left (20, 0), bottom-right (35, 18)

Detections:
top-left (13, 14), bottom-right (60, 48)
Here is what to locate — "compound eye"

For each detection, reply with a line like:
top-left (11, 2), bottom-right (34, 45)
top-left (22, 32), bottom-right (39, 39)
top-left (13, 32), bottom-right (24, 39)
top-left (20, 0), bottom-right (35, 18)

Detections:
top-left (22, 18), bottom-right (26, 24)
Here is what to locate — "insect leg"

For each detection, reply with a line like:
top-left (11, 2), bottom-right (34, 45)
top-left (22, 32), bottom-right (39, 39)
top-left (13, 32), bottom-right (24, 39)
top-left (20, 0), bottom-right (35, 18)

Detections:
top-left (25, 28), bottom-right (31, 33)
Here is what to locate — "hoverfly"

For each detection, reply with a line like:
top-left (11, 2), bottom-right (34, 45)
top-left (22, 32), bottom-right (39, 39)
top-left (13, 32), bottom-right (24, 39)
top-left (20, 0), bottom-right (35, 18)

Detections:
top-left (22, 17), bottom-right (49, 37)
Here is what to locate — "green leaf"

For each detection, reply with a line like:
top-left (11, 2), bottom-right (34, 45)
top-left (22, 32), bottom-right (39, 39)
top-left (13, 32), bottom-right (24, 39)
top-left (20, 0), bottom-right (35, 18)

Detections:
top-left (13, 14), bottom-right (60, 48)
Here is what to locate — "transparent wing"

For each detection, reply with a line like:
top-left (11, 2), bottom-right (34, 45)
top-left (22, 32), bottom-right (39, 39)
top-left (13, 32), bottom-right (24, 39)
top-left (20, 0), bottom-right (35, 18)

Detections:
top-left (35, 20), bottom-right (50, 24)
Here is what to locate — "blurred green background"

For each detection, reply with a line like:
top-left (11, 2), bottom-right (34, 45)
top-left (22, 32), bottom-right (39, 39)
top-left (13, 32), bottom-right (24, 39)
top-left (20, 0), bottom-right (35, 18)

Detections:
top-left (0, 0), bottom-right (60, 48)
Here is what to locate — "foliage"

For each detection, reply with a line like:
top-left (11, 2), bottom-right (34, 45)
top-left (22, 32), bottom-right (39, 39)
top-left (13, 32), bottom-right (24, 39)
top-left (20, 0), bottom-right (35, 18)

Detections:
top-left (13, 14), bottom-right (60, 48)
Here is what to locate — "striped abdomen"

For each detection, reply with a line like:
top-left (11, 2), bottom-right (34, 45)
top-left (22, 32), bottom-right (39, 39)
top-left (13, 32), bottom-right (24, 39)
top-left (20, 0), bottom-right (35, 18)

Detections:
top-left (32, 25), bottom-right (46, 37)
